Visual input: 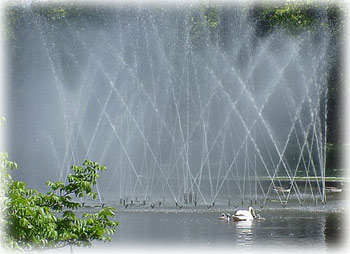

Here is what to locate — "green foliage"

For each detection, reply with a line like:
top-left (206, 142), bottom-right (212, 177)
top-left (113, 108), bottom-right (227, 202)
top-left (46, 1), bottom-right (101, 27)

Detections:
top-left (0, 157), bottom-right (118, 251)
top-left (189, 3), bottom-right (220, 49)
top-left (254, 1), bottom-right (344, 36)
top-left (261, 3), bottom-right (316, 34)
top-left (37, 6), bottom-right (67, 21)
top-left (202, 4), bottom-right (220, 30)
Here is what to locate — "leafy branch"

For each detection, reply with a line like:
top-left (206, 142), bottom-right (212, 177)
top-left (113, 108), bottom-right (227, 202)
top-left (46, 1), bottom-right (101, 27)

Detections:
top-left (1, 156), bottom-right (119, 250)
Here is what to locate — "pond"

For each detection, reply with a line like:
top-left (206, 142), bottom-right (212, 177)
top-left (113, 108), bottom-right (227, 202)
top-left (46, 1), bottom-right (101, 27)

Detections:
top-left (90, 199), bottom-right (346, 252)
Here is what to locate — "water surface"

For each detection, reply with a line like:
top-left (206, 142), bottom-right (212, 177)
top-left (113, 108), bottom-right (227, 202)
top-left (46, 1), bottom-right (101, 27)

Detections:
top-left (93, 200), bottom-right (346, 251)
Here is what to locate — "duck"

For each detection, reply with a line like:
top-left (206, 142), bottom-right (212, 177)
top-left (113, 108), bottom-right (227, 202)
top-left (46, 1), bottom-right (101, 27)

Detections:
top-left (219, 213), bottom-right (226, 219)
top-left (325, 187), bottom-right (342, 193)
top-left (254, 213), bottom-right (265, 221)
top-left (273, 183), bottom-right (292, 193)
top-left (219, 213), bottom-right (231, 221)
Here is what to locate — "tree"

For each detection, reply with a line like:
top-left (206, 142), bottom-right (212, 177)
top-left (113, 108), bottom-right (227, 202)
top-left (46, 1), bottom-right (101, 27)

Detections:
top-left (0, 155), bottom-right (119, 251)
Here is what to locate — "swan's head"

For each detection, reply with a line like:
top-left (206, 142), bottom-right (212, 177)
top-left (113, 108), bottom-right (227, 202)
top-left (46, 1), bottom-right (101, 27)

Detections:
top-left (249, 207), bottom-right (257, 218)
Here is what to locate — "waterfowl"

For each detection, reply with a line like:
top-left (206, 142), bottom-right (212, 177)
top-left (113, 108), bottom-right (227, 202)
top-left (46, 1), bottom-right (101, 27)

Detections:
top-left (325, 187), bottom-right (342, 193)
top-left (254, 214), bottom-right (265, 221)
top-left (219, 213), bottom-right (227, 220)
top-left (232, 207), bottom-right (264, 222)
top-left (274, 183), bottom-right (292, 193)
top-left (219, 213), bottom-right (231, 221)
top-left (232, 207), bottom-right (255, 221)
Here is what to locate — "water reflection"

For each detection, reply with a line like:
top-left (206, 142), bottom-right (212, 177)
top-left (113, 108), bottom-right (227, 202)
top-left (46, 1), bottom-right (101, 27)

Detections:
top-left (235, 220), bottom-right (253, 248)
top-left (325, 213), bottom-right (343, 246)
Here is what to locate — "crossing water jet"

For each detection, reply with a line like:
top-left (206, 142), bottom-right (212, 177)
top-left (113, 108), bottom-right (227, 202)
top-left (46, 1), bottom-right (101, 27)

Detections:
top-left (7, 3), bottom-right (332, 208)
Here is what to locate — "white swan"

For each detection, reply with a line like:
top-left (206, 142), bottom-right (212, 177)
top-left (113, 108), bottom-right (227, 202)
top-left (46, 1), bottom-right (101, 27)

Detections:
top-left (232, 207), bottom-right (265, 222)
top-left (232, 207), bottom-right (255, 221)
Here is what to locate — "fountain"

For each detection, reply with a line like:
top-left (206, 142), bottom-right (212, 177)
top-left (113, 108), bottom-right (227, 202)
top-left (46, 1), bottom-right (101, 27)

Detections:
top-left (7, 3), bottom-right (333, 208)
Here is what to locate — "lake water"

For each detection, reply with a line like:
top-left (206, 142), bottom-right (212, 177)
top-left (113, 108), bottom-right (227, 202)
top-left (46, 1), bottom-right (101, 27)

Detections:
top-left (90, 199), bottom-right (347, 253)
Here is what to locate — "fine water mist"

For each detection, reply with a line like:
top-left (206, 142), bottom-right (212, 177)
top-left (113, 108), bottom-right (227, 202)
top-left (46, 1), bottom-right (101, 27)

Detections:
top-left (7, 3), bottom-right (332, 207)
